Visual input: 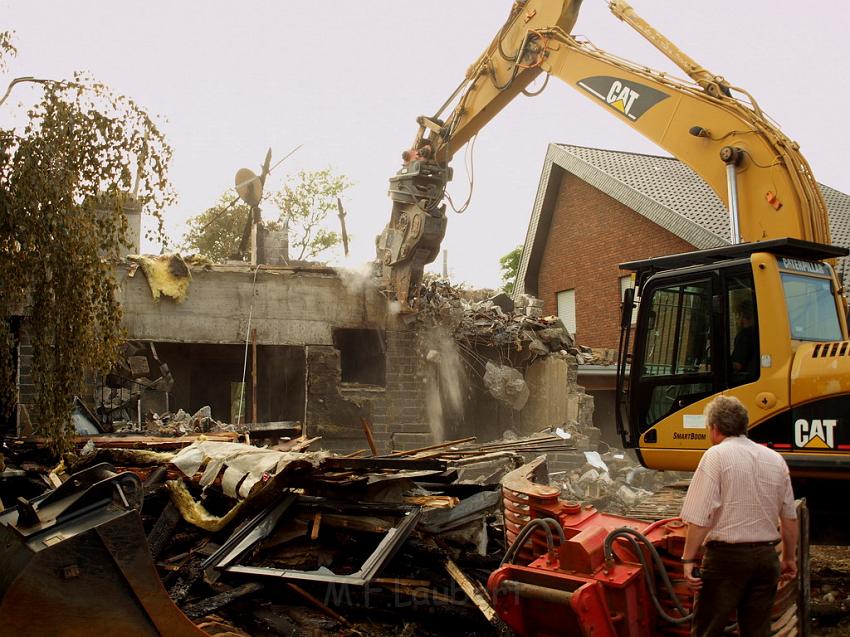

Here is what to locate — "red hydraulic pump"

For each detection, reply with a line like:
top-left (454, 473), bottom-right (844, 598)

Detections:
top-left (486, 457), bottom-right (804, 637)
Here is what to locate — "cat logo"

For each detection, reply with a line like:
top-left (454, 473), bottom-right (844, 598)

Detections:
top-left (577, 76), bottom-right (669, 121)
top-left (794, 418), bottom-right (837, 449)
top-left (605, 81), bottom-right (640, 117)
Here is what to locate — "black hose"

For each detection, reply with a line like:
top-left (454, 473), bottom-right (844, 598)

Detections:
top-left (502, 517), bottom-right (563, 566)
top-left (603, 527), bottom-right (693, 625)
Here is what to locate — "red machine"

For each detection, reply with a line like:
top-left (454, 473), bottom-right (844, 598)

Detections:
top-left (487, 458), bottom-right (804, 637)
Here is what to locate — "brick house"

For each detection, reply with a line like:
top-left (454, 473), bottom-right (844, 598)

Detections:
top-left (514, 143), bottom-right (850, 440)
top-left (516, 143), bottom-right (850, 350)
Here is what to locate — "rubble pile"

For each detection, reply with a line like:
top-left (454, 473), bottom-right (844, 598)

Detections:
top-left (3, 433), bottom-right (576, 636)
top-left (142, 406), bottom-right (244, 437)
top-left (95, 340), bottom-right (175, 431)
top-left (556, 447), bottom-right (688, 516)
top-left (416, 280), bottom-right (575, 365)
top-left (574, 345), bottom-right (616, 365)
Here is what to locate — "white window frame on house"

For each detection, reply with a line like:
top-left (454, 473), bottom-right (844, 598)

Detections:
top-left (556, 289), bottom-right (577, 335)
top-left (620, 275), bottom-right (637, 325)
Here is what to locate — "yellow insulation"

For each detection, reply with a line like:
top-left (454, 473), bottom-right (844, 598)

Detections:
top-left (165, 479), bottom-right (244, 532)
top-left (130, 254), bottom-right (192, 302)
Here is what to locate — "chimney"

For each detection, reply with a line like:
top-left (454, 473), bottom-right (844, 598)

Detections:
top-left (94, 193), bottom-right (142, 258)
top-left (123, 197), bottom-right (142, 256)
top-left (262, 226), bottom-right (290, 265)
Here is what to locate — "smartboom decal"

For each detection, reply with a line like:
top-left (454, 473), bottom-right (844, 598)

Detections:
top-left (577, 76), bottom-right (669, 121)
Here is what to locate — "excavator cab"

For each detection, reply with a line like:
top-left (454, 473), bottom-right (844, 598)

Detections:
top-left (615, 238), bottom-right (850, 474)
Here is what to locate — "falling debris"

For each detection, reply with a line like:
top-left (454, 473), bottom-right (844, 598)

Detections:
top-left (483, 362), bottom-right (529, 410)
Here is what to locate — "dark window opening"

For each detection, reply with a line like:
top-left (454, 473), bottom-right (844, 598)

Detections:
top-left (332, 329), bottom-right (386, 386)
top-left (99, 342), bottom-right (307, 427)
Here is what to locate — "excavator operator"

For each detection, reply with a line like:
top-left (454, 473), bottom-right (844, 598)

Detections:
top-left (730, 299), bottom-right (759, 384)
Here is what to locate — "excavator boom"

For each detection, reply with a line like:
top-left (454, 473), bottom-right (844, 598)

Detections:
top-left (376, 0), bottom-right (830, 306)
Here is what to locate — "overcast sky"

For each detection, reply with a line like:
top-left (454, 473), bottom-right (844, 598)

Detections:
top-left (4, 1), bottom-right (849, 288)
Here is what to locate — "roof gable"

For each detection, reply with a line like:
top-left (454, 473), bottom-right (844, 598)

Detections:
top-left (517, 143), bottom-right (850, 295)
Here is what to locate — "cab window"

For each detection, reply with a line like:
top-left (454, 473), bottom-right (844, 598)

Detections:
top-left (781, 273), bottom-right (842, 341)
top-left (642, 281), bottom-right (712, 377)
top-left (635, 279), bottom-right (714, 430)
top-left (727, 275), bottom-right (759, 386)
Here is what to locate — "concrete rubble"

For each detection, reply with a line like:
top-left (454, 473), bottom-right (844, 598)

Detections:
top-left (482, 362), bottom-right (529, 410)
top-left (554, 448), bottom-right (688, 515)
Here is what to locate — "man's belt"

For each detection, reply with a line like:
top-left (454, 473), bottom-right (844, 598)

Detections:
top-left (705, 539), bottom-right (780, 549)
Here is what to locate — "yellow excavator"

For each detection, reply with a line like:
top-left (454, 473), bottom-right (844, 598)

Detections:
top-left (376, 0), bottom-right (850, 486)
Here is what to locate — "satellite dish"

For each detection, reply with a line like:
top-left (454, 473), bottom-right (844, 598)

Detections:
top-left (235, 168), bottom-right (262, 208)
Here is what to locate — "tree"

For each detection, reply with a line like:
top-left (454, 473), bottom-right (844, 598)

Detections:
top-left (272, 168), bottom-right (351, 261)
top-left (499, 245), bottom-right (523, 295)
top-left (0, 34), bottom-right (174, 453)
top-left (183, 168), bottom-right (351, 263)
top-left (182, 189), bottom-right (280, 262)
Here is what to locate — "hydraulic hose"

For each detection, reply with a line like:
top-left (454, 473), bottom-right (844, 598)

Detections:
top-left (603, 526), bottom-right (693, 625)
top-left (501, 517), bottom-right (565, 566)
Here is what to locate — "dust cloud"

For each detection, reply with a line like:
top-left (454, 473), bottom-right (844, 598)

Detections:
top-left (422, 326), bottom-right (466, 442)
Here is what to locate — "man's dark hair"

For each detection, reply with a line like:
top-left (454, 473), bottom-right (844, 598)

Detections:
top-left (735, 298), bottom-right (754, 321)
top-left (704, 395), bottom-right (748, 436)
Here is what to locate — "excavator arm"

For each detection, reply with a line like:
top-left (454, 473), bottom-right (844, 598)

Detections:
top-left (376, 0), bottom-right (830, 306)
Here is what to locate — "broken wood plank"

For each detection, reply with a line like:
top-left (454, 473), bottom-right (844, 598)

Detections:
top-left (404, 495), bottom-right (460, 508)
top-left (245, 421), bottom-right (302, 435)
top-left (182, 582), bottom-right (264, 619)
top-left (18, 432), bottom-right (242, 450)
top-left (310, 512), bottom-right (322, 540)
top-left (272, 435), bottom-right (321, 452)
top-left (372, 577), bottom-right (432, 587)
top-left (285, 582), bottom-right (350, 627)
top-left (444, 557), bottom-right (500, 625)
top-left (360, 417), bottom-right (378, 456)
top-left (382, 436), bottom-right (476, 458)
top-left (147, 499), bottom-right (181, 559)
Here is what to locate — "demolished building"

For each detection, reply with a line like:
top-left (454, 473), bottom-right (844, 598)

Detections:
top-left (8, 254), bottom-right (600, 470)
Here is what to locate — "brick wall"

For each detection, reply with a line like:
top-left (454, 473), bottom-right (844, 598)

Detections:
top-left (536, 173), bottom-right (694, 349)
top-left (339, 325), bottom-right (432, 453)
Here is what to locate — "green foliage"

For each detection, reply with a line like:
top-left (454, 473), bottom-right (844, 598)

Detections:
top-left (272, 168), bottom-right (351, 261)
top-left (0, 31), bottom-right (16, 71)
top-left (0, 66), bottom-right (173, 454)
top-left (182, 190), bottom-right (280, 262)
top-left (184, 168), bottom-right (351, 263)
top-left (499, 245), bottom-right (523, 295)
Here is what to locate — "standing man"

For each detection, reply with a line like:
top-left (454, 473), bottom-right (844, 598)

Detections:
top-left (680, 395), bottom-right (798, 637)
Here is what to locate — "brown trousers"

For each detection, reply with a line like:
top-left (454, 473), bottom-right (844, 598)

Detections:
top-left (691, 543), bottom-right (780, 637)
